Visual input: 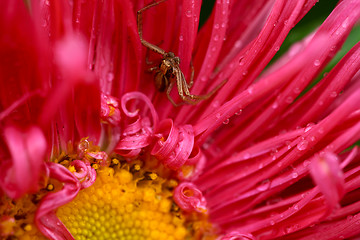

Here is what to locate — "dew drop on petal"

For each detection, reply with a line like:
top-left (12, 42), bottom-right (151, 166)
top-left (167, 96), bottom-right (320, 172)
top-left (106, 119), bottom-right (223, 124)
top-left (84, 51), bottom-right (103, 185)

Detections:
top-left (272, 102), bottom-right (279, 109)
top-left (274, 46), bottom-right (280, 52)
top-left (212, 100), bottom-right (220, 108)
top-left (222, 119), bottom-right (230, 124)
top-left (257, 179), bottom-right (271, 192)
top-left (270, 220), bottom-right (275, 226)
top-left (215, 113), bottom-right (221, 119)
top-left (235, 109), bottom-right (243, 115)
top-left (314, 59), bottom-right (320, 66)
top-left (285, 96), bottom-right (293, 104)
top-left (303, 160), bottom-right (310, 167)
top-left (330, 91), bottom-right (337, 98)
top-left (243, 152), bottom-right (251, 159)
top-left (179, 35), bottom-right (184, 41)
top-left (214, 34), bottom-right (220, 41)
top-left (214, 23), bottom-right (220, 29)
top-left (297, 140), bottom-right (308, 151)
top-left (185, 10), bottom-right (192, 17)
top-left (292, 172), bottom-right (298, 178)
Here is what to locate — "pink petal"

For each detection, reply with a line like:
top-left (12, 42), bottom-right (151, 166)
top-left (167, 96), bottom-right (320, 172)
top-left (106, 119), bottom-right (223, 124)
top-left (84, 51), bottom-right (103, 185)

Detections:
top-left (35, 162), bottom-right (80, 240)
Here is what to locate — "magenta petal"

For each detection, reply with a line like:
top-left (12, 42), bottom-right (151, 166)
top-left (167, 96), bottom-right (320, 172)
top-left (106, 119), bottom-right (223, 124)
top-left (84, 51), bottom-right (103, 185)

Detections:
top-left (0, 126), bottom-right (46, 199)
top-left (151, 119), bottom-right (194, 170)
top-left (70, 160), bottom-right (97, 189)
top-left (220, 231), bottom-right (256, 240)
top-left (173, 182), bottom-right (207, 213)
top-left (309, 152), bottom-right (345, 211)
top-left (35, 162), bottom-right (80, 240)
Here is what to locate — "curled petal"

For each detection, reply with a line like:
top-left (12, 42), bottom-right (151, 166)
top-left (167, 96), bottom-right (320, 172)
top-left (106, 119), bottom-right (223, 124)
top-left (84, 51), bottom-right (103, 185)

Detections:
top-left (121, 92), bottom-right (159, 130)
top-left (86, 151), bottom-right (109, 166)
top-left (100, 94), bottom-right (121, 125)
top-left (0, 126), bottom-right (46, 199)
top-left (177, 146), bottom-right (206, 181)
top-left (115, 149), bottom-right (142, 158)
top-left (115, 117), bottom-right (153, 156)
top-left (70, 160), bottom-right (88, 179)
top-left (151, 119), bottom-right (194, 170)
top-left (70, 160), bottom-right (96, 189)
top-left (219, 232), bottom-right (256, 240)
top-left (35, 162), bottom-right (80, 240)
top-left (309, 152), bottom-right (345, 211)
top-left (173, 182), bottom-right (207, 213)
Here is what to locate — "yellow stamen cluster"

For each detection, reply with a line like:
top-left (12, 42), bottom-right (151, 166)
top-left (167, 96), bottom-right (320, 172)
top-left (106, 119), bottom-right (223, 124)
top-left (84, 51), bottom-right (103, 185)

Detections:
top-left (0, 183), bottom-right (59, 240)
top-left (57, 159), bottom-right (215, 240)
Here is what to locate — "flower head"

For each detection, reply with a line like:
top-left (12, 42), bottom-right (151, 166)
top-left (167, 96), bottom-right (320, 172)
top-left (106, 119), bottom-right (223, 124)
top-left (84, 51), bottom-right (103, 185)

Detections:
top-left (1, 0), bottom-right (360, 239)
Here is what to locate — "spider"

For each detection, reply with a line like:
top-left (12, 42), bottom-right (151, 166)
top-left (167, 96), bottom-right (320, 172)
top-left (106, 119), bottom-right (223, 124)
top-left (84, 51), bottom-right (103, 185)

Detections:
top-left (137, 0), bottom-right (226, 106)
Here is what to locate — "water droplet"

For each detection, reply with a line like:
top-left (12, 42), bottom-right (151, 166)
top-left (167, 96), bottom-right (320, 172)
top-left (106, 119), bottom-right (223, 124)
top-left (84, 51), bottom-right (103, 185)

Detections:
top-left (285, 96), bottom-right (293, 104)
top-left (258, 163), bottom-right (264, 169)
top-left (243, 152), bottom-right (251, 159)
top-left (342, 17), bottom-right (349, 28)
top-left (293, 87), bottom-right (301, 94)
top-left (272, 102), bottom-right (279, 109)
top-left (234, 40), bottom-right (242, 48)
top-left (293, 204), bottom-right (299, 210)
top-left (242, 70), bottom-right (248, 76)
top-left (284, 20), bottom-right (288, 25)
top-left (330, 91), bottom-right (337, 98)
top-left (292, 172), bottom-right (298, 178)
top-left (235, 109), bottom-right (243, 115)
top-left (318, 127), bottom-right (324, 134)
top-left (270, 220), bottom-right (275, 226)
top-left (247, 86), bottom-right (254, 94)
top-left (107, 72), bottom-right (114, 82)
top-left (314, 59), bottom-right (320, 66)
top-left (310, 136), bottom-right (316, 142)
top-left (257, 179), bottom-right (271, 191)
top-left (221, 23), bottom-right (226, 28)
top-left (215, 113), bottom-right (221, 119)
top-left (304, 123), bottom-right (314, 132)
top-left (297, 140), bottom-right (308, 151)
top-left (200, 76), bottom-right (207, 82)
top-left (214, 23), bottom-right (220, 29)
top-left (179, 35), bottom-right (184, 41)
top-left (212, 100), bottom-right (220, 108)
top-left (185, 10), bottom-right (192, 17)
top-left (274, 46), bottom-right (280, 52)
top-left (223, 119), bottom-right (230, 124)
top-left (214, 34), bottom-right (220, 41)
top-left (303, 160), bottom-right (310, 167)
top-left (277, 162), bottom-right (283, 167)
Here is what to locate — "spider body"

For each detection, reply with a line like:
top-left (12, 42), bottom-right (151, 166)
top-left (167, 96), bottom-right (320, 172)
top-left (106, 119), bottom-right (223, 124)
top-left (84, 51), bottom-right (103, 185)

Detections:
top-left (154, 52), bottom-right (179, 92)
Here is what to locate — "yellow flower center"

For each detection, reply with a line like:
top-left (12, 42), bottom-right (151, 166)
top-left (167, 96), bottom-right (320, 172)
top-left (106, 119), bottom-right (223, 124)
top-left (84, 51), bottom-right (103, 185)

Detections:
top-left (0, 150), bottom-right (215, 239)
top-left (56, 159), bottom-right (215, 240)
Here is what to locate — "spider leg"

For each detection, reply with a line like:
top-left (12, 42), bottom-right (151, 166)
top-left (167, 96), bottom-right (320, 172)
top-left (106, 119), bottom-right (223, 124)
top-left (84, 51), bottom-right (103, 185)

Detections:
top-left (146, 65), bottom-right (159, 73)
top-left (166, 79), bottom-right (184, 107)
top-left (179, 66), bottom-right (228, 104)
top-left (187, 60), bottom-right (195, 88)
top-left (137, 0), bottom-right (167, 56)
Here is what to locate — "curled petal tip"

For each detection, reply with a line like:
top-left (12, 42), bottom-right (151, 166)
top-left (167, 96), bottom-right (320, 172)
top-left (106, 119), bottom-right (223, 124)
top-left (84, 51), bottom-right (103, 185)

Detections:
top-left (173, 182), bottom-right (207, 213)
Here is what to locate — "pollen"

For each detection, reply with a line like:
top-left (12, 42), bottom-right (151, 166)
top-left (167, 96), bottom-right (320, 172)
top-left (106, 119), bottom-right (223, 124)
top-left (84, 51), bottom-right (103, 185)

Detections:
top-left (56, 159), bottom-right (216, 240)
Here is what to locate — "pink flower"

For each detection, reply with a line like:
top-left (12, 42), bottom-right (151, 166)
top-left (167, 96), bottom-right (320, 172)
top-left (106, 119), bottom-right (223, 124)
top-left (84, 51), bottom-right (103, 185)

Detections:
top-left (1, 0), bottom-right (360, 239)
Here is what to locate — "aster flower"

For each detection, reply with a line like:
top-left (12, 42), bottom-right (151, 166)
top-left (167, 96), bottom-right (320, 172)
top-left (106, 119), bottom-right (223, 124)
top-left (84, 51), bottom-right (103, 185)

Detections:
top-left (1, 0), bottom-right (360, 239)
